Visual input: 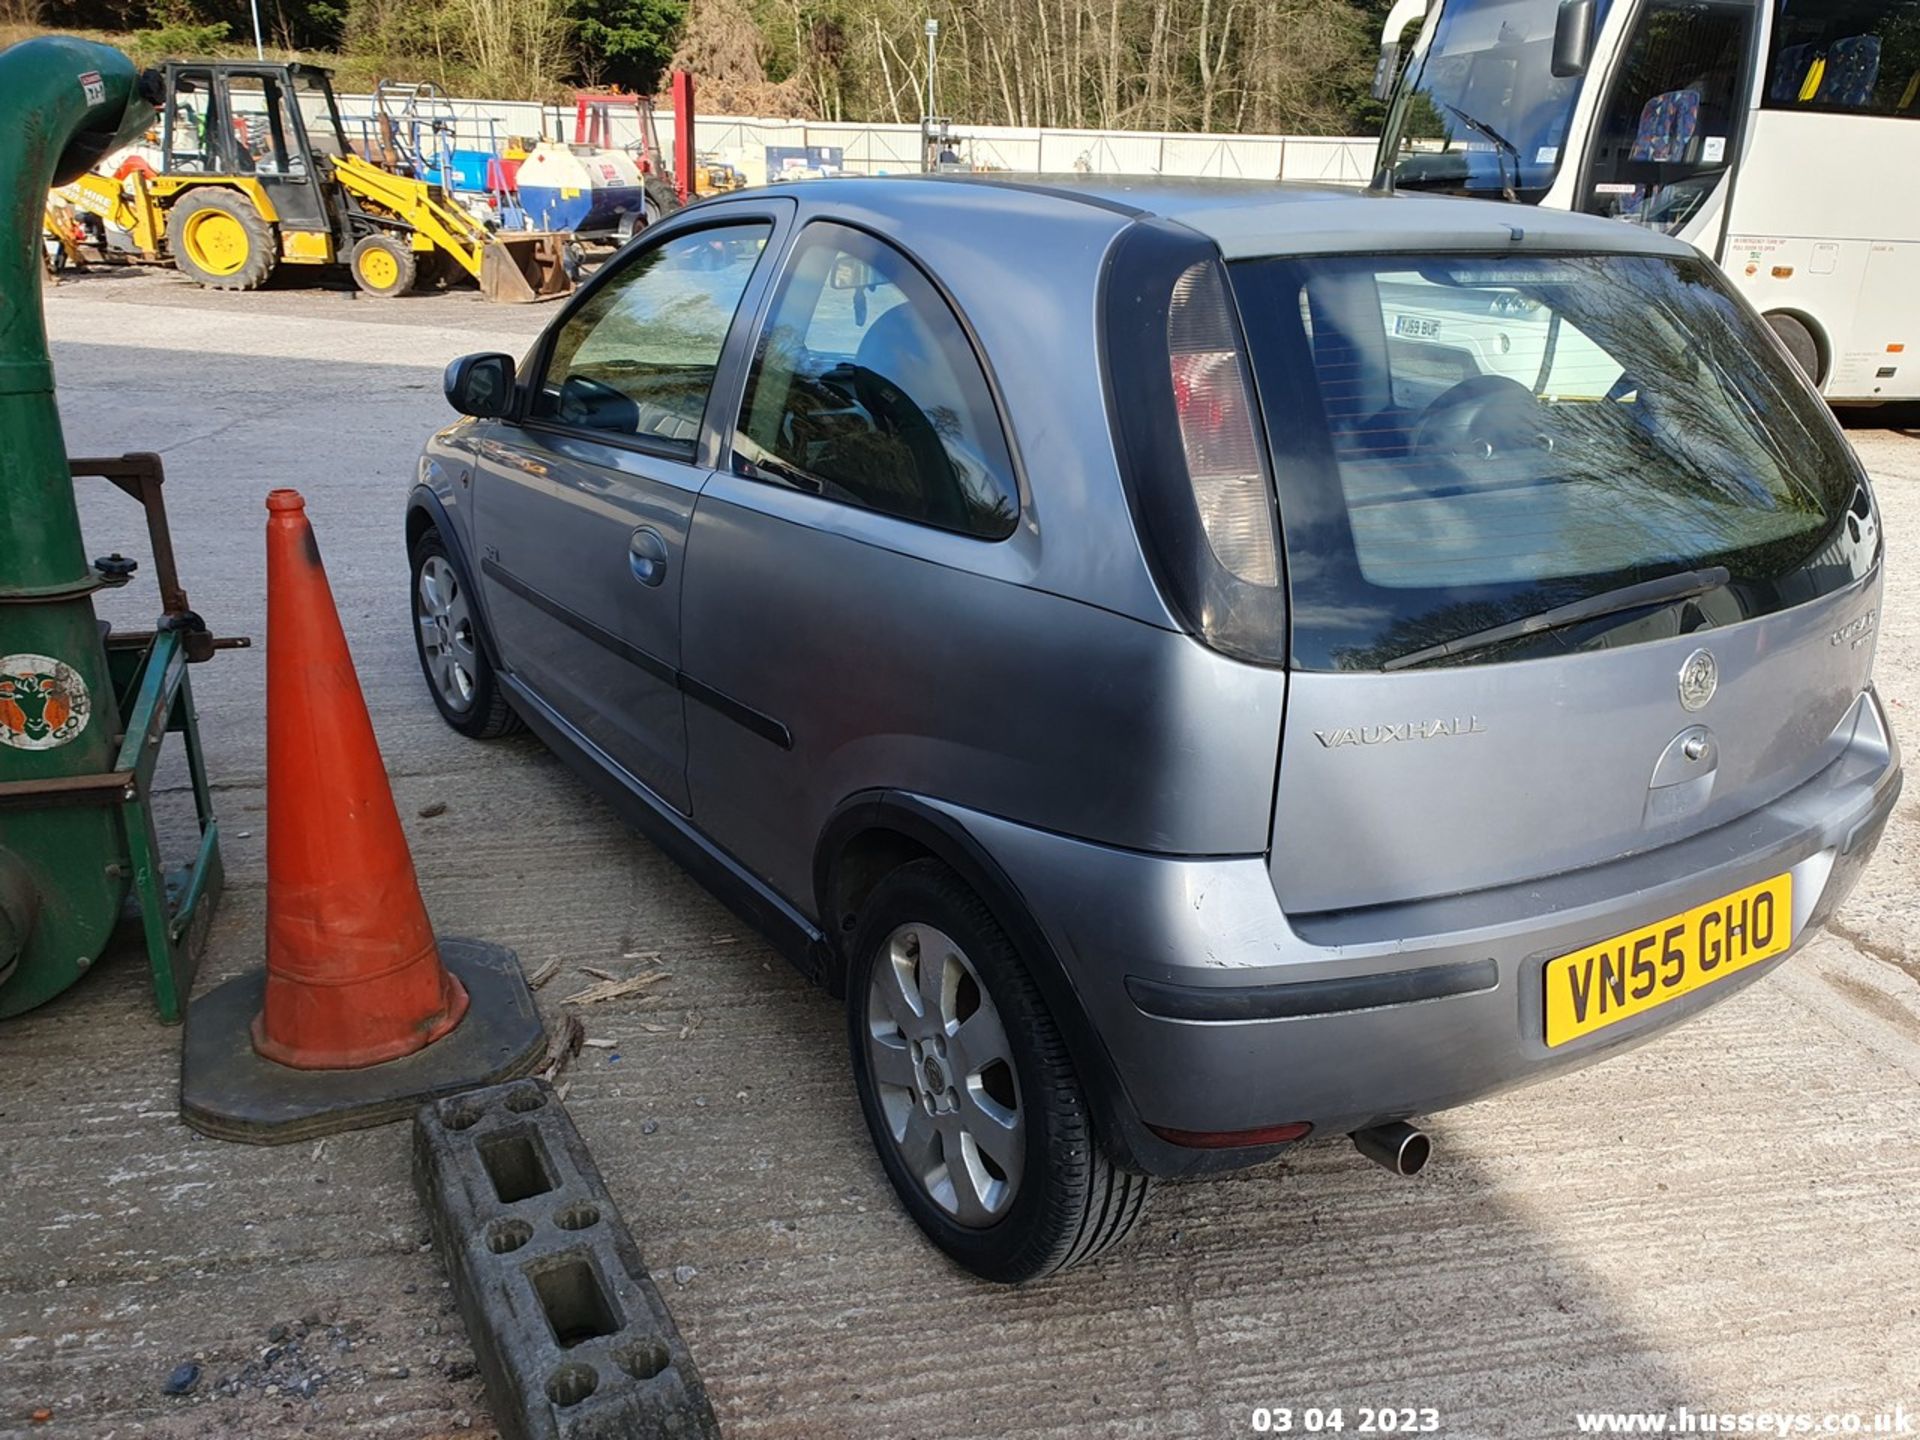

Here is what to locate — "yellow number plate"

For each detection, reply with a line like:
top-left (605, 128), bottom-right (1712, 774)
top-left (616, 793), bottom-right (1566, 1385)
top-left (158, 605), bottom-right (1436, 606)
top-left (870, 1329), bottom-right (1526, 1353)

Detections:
top-left (1543, 873), bottom-right (1792, 1047)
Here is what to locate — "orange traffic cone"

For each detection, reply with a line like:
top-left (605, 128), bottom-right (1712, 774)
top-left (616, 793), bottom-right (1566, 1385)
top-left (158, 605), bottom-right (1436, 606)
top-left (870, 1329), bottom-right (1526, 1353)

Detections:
top-left (252, 489), bottom-right (468, 1068)
top-left (180, 490), bottom-right (544, 1144)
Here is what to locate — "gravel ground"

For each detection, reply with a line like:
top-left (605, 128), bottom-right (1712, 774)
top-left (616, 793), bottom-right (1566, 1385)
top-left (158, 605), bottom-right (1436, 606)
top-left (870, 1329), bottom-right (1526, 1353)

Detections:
top-left (1, 264), bottom-right (1916, 1440)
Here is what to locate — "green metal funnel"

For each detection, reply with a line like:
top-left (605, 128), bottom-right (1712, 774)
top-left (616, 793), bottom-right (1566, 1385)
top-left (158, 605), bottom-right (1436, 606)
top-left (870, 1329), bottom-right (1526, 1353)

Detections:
top-left (0, 39), bottom-right (158, 1009)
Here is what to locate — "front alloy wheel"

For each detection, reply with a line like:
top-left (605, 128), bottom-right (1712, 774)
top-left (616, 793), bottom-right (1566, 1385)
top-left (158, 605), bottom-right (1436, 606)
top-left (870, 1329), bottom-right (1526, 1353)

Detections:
top-left (417, 553), bottom-right (478, 714)
top-left (408, 528), bottom-right (520, 739)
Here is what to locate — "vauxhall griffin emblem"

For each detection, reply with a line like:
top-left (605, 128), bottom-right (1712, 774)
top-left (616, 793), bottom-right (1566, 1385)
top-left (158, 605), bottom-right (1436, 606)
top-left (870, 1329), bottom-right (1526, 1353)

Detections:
top-left (1678, 648), bottom-right (1718, 713)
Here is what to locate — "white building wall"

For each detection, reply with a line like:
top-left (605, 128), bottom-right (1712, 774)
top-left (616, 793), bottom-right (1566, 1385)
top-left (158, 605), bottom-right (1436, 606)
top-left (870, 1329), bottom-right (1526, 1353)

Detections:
top-left (330, 91), bottom-right (1375, 188)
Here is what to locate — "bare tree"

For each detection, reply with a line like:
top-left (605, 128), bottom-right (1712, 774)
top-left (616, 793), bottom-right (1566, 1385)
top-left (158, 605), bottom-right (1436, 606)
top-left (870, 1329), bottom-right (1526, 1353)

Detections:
top-left (316, 0), bottom-right (1381, 133)
top-left (773, 0), bottom-right (1372, 136)
top-left (451, 0), bottom-right (573, 98)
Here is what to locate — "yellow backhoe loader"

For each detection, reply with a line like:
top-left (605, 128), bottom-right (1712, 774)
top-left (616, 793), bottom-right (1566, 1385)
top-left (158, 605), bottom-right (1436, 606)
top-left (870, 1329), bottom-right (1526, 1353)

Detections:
top-left (48, 60), bottom-right (569, 302)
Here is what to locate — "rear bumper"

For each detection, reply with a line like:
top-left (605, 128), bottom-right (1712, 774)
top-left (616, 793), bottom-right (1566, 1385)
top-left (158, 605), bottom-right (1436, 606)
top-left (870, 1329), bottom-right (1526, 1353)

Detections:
top-left (937, 688), bottom-right (1901, 1178)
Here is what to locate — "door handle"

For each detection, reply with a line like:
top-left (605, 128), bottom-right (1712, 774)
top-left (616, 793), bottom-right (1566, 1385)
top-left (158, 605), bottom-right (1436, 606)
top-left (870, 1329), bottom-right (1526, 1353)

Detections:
top-left (628, 526), bottom-right (669, 587)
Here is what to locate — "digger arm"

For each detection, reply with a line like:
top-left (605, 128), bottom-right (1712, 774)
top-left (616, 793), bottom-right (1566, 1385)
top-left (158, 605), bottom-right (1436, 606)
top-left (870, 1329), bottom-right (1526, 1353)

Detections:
top-left (329, 151), bottom-right (570, 303)
top-left (41, 202), bottom-right (86, 268)
top-left (329, 150), bottom-right (488, 277)
top-left (50, 170), bottom-right (166, 258)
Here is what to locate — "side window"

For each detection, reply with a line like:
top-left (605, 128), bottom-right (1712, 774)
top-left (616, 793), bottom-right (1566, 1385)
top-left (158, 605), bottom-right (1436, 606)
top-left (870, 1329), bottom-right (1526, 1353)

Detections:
top-left (226, 75), bottom-right (302, 176)
top-left (533, 222), bottom-right (771, 456)
top-left (733, 223), bottom-right (1018, 540)
top-left (165, 72), bottom-right (218, 173)
top-left (1766, 0), bottom-right (1920, 116)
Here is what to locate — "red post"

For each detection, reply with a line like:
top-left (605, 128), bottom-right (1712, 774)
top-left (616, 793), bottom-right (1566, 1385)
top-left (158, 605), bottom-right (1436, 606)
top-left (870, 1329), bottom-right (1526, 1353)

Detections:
top-left (671, 69), bottom-right (695, 203)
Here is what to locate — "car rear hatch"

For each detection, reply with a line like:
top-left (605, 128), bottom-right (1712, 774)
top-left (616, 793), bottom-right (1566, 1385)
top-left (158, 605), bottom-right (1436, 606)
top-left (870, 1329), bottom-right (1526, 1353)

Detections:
top-left (1216, 248), bottom-right (1885, 914)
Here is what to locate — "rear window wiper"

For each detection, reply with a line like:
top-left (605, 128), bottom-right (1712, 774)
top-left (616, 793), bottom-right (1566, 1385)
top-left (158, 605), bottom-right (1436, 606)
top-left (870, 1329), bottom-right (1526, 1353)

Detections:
top-left (1381, 566), bottom-right (1731, 671)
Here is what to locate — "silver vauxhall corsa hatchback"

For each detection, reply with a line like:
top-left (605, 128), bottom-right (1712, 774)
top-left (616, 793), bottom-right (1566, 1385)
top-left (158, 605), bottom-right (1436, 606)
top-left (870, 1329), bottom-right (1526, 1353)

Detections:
top-left (409, 176), bottom-right (1901, 1282)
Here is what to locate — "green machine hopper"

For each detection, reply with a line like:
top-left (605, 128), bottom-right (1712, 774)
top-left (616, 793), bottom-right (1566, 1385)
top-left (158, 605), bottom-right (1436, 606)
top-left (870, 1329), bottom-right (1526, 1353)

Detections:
top-left (1, 36), bottom-right (241, 1020)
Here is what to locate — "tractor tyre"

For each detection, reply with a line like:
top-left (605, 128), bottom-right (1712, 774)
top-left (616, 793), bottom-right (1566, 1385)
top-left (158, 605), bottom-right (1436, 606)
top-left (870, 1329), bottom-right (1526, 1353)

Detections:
top-left (643, 174), bottom-right (681, 226)
top-left (349, 235), bottom-right (417, 298)
top-left (168, 189), bottom-right (276, 291)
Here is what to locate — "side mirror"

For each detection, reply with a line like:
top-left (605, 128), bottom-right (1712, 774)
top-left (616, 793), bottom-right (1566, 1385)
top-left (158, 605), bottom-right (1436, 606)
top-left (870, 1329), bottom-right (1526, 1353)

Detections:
top-left (444, 352), bottom-right (515, 418)
top-left (1371, 41), bottom-right (1403, 103)
top-left (1551, 0), bottom-right (1597, 78)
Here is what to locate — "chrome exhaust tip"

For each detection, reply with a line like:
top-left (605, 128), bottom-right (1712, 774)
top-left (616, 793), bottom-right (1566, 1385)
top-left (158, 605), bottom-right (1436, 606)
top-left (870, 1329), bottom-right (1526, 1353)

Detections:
top-left (1351, 1121), bottom-right (1431, 1176)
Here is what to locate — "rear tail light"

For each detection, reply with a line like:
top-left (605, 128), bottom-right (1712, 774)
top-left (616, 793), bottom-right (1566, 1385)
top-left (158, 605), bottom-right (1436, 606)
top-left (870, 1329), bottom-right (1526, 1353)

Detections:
top-left (1167, 262), bottom-right (1281, 588)
top-left (1102, 220), bottom-right (1287, 664)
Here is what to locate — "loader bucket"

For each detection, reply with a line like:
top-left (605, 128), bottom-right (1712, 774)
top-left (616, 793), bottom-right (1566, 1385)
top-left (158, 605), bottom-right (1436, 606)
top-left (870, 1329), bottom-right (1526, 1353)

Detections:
top-left (478, 233), bottom-right (571, 303)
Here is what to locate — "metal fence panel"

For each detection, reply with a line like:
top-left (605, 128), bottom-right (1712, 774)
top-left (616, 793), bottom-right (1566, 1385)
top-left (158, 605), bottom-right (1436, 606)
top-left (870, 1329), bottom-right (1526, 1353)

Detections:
top-left (330, 92), bottom-right (1375, 187)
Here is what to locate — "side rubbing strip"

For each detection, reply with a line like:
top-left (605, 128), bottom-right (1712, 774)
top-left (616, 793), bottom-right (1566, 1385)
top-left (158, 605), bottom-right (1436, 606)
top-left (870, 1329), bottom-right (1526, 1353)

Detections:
top-left (480, 557), bottom-right (791, 750)
top-left (1126, 957), bottom-right (1499, 1023)
top-left (481, 557), bottom-right (674, 685)
top-left (677, 673), bottom-right (792, 750)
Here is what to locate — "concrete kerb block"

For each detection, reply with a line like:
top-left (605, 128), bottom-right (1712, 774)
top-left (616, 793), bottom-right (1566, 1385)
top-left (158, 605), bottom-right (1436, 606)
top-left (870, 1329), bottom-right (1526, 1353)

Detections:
top-left (413, 1078), bottom-right (721, 1440)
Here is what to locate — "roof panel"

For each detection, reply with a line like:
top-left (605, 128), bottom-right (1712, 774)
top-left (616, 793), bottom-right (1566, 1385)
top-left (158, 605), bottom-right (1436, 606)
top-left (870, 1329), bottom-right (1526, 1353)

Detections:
top-left (769, 174), bottom-right (1694, 262)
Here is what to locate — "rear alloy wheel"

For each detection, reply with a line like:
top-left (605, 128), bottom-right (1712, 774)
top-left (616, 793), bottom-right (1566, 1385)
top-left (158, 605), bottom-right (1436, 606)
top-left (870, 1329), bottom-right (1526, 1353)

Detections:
top-left (350, 234), bottom-right (417, 298)
top-left (410, 529), bottom-right (519, 739)
top-left (848, 860), bottom-right (1151, 1282)
top-left (169, 189), bottom-right (276, 290)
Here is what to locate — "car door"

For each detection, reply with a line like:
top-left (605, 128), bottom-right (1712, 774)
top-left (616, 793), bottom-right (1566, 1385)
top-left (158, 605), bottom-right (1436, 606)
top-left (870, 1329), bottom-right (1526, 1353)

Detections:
top-left (678, 220), bottom-right (1026, 906)
top-left (471, 205), bottom-right (788, 812)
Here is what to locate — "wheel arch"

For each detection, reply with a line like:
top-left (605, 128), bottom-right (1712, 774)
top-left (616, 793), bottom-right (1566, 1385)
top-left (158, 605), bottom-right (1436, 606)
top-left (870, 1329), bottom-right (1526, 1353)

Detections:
top-left (813, 790), bottom-right (1166, 1174)
top-left (407, 484), bottom-right (503, 671)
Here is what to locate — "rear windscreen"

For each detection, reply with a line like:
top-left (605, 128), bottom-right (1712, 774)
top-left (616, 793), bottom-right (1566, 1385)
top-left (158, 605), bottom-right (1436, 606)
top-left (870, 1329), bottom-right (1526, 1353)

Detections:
top-left (1228, 253), bottom-right (1875, 670)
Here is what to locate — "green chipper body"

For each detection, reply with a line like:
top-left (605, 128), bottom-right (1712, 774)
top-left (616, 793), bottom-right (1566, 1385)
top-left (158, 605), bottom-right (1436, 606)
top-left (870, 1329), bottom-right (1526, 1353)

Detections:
top-left (0, 37), bottom-right (232, 1020)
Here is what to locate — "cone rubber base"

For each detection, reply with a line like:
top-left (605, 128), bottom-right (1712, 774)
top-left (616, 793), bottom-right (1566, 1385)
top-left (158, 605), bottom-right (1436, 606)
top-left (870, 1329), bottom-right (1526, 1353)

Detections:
top-left (180, 938), bottom-right (546, 1145)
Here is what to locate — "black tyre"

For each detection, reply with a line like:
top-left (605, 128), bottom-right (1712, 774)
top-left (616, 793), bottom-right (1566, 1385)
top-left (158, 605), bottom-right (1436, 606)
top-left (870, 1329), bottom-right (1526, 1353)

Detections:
top-left (847, 859), bottom-right (1151, 1282)
top-left (409, 529), bottom-right (521, 739)
top-left (415, 248), bottom-right (465, 291)
top-left (1767, 311), bottom-right (1824, 385)
top-left (350, 234), bottom-right (417, 298)
top-left (168, 188), bottom-right (276, 290)
top-left (643, 174), bottom-right (680, 226)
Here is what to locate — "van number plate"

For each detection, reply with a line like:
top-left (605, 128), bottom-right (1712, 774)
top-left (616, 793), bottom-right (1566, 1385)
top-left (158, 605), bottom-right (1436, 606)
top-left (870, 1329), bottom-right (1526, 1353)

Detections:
top-left (1542, 873), bottom-right (1792, 1047)
top-left (1394, 315), bottom-right (1441, 338)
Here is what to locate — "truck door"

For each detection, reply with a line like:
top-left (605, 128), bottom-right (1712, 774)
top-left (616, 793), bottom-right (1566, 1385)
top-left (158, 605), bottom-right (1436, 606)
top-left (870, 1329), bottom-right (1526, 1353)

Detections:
top-left (218, 68), bottom-right (329, 231)
top-left (1579, 0), bottom-right (1758, 252)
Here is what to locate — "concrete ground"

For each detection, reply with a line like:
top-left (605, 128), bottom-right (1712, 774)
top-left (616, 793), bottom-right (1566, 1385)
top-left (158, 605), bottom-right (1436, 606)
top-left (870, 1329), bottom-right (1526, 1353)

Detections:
top-left (3, 264), bottom-right (1918, 1440)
